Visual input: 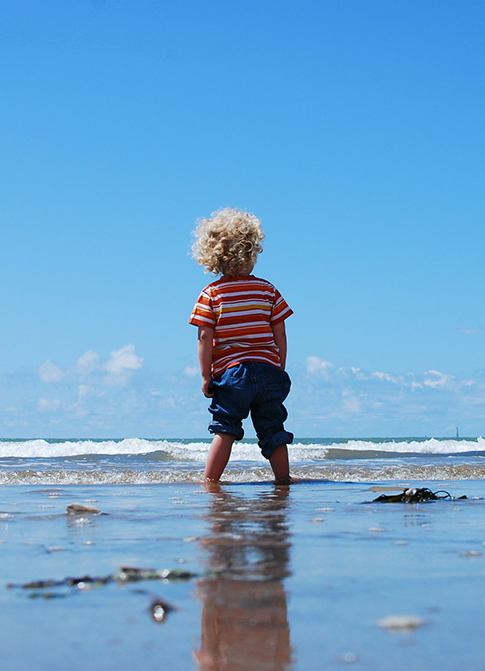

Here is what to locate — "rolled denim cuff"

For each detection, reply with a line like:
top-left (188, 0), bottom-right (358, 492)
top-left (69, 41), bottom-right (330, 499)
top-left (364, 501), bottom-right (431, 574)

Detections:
top-left (259, 429), bottom-right (294, 460)
top-left (208, 420), bottom-right (244, 442)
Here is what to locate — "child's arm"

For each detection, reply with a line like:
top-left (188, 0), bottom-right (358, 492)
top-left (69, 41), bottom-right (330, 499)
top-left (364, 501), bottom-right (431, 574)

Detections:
top-left (197, 325), bottom-right (215, 397)
top-left (272, 321), bottom-right (287, 370)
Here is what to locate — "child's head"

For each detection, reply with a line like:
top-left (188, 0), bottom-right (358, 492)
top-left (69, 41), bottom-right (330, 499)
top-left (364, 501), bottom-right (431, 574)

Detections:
top-left (192, 208), bottom-right (264, 276)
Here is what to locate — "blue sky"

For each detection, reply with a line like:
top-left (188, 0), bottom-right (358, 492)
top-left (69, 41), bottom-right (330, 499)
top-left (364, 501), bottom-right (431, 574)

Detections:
top-left (1, 0), bottom-right (484, 438)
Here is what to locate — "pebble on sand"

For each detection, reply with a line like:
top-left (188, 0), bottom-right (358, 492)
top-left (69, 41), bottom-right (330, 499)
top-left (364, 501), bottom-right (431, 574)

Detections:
top-left (66, 503), bottom-right (101, 515)
top-left (150, 598), bottom-right (175, 623)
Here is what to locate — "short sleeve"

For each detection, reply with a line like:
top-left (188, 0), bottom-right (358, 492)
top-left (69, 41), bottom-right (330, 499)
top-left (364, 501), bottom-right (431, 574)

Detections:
top-left (270, 288), bottom-right (294, 325)
top-left (189, 288), bottom-right (216, 328)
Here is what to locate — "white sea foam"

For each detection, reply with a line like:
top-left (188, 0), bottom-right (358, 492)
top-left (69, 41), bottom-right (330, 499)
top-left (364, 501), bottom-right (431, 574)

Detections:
top-left (338, 437), bottom-right (485, 454)
top-left (0, 437), bottom-right (483, 460)
top-left (1, 461), bottom-right (485, 485)
top-left (0, 438), bottom-right (165, 459)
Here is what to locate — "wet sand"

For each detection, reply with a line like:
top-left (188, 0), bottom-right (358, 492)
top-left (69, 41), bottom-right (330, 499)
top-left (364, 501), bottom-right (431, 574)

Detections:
top-left (1, 479), bottom-right (484, 670)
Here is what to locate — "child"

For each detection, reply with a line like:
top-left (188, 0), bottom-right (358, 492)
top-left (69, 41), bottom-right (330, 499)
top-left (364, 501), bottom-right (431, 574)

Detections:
top-left (189, 207), bottom-right (294, 483)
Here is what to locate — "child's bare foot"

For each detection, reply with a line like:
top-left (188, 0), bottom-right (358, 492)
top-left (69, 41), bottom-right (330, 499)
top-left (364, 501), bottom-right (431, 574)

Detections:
top-left (274, 475), bottom-right (293, 485)
top-left (200, 480), bottom-right (222, 492)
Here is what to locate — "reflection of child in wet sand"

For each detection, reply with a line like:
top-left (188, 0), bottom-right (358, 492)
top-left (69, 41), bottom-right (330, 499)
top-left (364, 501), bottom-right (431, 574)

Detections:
top-left (189, 208), bottom-right (294, 483)
top-left (194, 487), bottom-right (293, 670)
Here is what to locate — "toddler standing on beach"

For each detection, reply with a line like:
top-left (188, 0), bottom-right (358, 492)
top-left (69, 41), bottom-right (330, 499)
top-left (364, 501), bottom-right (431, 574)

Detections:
top-left (189, 208), bottom-right (294, 483)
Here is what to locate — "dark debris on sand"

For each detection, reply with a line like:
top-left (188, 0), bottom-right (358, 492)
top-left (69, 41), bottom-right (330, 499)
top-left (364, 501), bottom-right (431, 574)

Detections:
top-left (369, 487), bottom-right (468, 504)
top-left (7, 566), bottom-right (199, 593)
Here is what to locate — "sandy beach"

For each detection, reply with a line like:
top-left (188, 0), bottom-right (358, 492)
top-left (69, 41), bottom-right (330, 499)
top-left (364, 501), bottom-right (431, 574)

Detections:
top-left (1, 477), bottom-right (484, 670)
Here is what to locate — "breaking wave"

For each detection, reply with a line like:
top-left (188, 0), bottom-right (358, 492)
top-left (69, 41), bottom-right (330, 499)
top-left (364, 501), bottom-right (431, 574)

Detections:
top-left (0, 437), bottom-right (484, 484)
top-left (1, 436), bottom-right (484, 460)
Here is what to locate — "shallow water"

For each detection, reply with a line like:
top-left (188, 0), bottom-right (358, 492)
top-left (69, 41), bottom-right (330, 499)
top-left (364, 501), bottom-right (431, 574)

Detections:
top-left (2, 438), bottom-right (485, 669)
top-left (1, 479), bottom-right (485, 670)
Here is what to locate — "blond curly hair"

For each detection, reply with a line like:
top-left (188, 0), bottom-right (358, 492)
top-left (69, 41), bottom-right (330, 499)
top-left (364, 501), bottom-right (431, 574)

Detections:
top-left (191, 208), bottom-right (265, 276)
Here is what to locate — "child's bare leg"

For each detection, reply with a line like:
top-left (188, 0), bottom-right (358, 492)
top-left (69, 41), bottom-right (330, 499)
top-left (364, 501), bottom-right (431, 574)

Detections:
top-left (269, 443), bottom-right (290, 482)
top-left (204, 433), bottom-right (235, 481)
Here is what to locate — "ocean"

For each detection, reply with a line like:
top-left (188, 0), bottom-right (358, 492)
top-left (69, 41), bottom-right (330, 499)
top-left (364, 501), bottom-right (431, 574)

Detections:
top-left (1, 436), bottom-right (484, 485)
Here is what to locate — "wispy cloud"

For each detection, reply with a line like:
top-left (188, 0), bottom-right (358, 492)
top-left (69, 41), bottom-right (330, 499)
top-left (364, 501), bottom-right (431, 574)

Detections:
top-left (1, 344), bottom-right (209, 437)
top-left (76, 350), bottom-right (101, 377)
top-left (37, 397), bottom-right (61, 412)
top-left (423, 370), bottom-right (453, 389)
top-left (104, 344), bottom-right (144, 385)
top-left (341, 390), bottom-right (363, 414)
top-left (3, 348), bottom-right (485, 438)
top-left (296, 354), bottom-right (485, 435)
top-left (372, 371), bottom-right (399, 384)
top-left (40, 344), bottom-right (144, 387)
top-left (306, 356), bottom-right (334, 376)
top-left (38, 360), bottom-right (64, 383)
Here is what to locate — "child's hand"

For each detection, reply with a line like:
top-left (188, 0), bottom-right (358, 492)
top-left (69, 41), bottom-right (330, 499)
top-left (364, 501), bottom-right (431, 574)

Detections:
top-left (202, 377), bottom-right (214, 398)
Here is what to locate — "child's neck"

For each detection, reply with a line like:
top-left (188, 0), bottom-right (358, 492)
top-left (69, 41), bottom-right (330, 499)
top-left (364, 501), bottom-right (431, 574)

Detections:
top-left (237, 263), bottom-right (255, 277)
top-left (223, 270), bottom-right (254, 278)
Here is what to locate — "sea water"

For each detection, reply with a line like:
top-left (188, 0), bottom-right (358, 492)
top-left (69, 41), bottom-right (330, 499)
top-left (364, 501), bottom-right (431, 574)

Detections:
top-left (1, 437), bottom-right (484, 484)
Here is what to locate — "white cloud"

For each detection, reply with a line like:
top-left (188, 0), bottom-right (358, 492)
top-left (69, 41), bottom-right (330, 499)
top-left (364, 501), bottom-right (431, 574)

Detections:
top-left (424, 370), bottom-right (453, 389)
top-left (70, 384), bottom-right (101, 417)
top-left (289, 355), bottom-right (485, 435)
top-left (77, 384), bottom-right (92, 400)
top-left (12, 346), bottom-right (485, 437)
top-left (336, 367), bottom-right (369, 380)
top-left (76, 350), bottom-right (101, 377)
top-left (104, 344), bottom-right (144, 384)
top-left (307, 356), bottom-right (334, 376)
top-left (306, 357), bottom-right (462, 394)
top-left (38, 398), bottom-right (61, 412)
top-left (39, 360), bottom-right (64, 383)
top-left (372, 371), bottom-right (399, 384)
top-left (342, 390), bottom-right (362, 414)
top-left (73, 345), bottom-right (143, 384)
top-left (39, 346), bottom-right (144, 387)
top-left (458, 379), bottom-right (476, 388)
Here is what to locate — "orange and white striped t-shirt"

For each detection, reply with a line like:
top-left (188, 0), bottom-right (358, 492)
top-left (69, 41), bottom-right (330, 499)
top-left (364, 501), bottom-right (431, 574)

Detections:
top-left (189, 275), bottom-right (293, 377)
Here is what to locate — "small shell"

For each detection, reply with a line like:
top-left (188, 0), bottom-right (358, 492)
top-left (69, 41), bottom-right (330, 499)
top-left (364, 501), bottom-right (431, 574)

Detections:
top-left (377, 615), bottom-right (426, 632)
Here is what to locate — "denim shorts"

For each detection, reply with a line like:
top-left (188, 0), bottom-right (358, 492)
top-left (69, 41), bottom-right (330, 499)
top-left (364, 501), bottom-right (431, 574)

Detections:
top-left (208, 361), bottom-right (294, 460)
